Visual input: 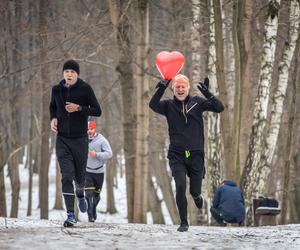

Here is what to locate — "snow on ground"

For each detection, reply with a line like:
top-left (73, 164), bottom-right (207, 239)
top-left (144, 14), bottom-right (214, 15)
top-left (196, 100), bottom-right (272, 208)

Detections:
top-left (4, 153), bottom-right (129, 224)
top-left (1, 217), bottom-right (300, 250)
top-left (3, 152), bottom-right (300, 249)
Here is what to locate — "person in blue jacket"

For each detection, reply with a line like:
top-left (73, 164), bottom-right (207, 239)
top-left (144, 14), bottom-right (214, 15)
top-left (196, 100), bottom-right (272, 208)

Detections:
top-left (211, 180), bottom-right (245, 226)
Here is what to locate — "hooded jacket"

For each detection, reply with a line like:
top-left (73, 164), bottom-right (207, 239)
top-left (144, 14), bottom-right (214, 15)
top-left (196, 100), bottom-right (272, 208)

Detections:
top-left (149, 84), bottom-right (224, 154)
top-left (87, 133), bottom-right (113, 174)
top-left (212, 180), bottom-right (245, 223)
top-left (49, 78), bottom-right (101, 138)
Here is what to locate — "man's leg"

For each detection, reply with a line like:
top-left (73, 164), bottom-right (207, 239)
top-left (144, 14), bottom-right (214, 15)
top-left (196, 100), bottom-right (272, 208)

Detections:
top-left (85, 172), bottom-right (95, 222)
top-left (188, 153), bottom-right (205, 209)
top-left (93, 173), bottom-right (104, 221)
top-left (73, 137), bottom-right (88, 212)
top-left (56, 136), bottom-right (76, 226)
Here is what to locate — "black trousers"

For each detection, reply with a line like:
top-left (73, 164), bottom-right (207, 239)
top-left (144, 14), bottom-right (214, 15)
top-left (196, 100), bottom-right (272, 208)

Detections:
top-left (56, 135), bottom-right (88, 213)
top-left (85, 172), bottom-right (104, 219)
top-left (85, 172), bottom-right (104, 194)
top-left (168, 151), bottom-right (205, 225)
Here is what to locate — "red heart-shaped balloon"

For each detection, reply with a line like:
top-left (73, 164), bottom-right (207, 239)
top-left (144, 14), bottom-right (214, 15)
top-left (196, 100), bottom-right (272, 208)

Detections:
top-left (155, 51), bottom-right (185, 80)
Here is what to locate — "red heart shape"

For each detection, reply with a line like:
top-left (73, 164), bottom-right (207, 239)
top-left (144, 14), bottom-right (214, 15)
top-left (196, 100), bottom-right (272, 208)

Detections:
top-left (155, 51), bottom-right (185, 80)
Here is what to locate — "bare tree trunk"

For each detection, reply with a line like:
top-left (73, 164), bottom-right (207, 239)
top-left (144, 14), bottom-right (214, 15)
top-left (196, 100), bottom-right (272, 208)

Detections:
top-left (191, 0), bottom-right (201, 95)
top-left (231, 0), bottom-right (244, 180)
top-left (239, 0), bottom-right (254, 176)
top-left (0, 167), bottom-right (6, 217)
top-left (188, 0), bottom-right (202, 225)
top-left (39, 0), bottom-right (51, 220)
top-left (27, 135), bottom-right (33, 216)
top-left (241, 0), bottom-right (281, 225)
top-left (7, 0), bottom-right (21, 218)
top-left (133, 0), bottom-right (150, 223)
top-left (285, 36), bottom-right (300, 224)
top-left (213, 0), bottom-right (231, 175)
top-left (149, 112), bottom-right (179, 225)
top-left (148, 176), bottom-right (165, 224)
top-left (206, 0), bottom-right (223, 225)
top-left (281, 77), bottom-right (296, 224)
top-left (106, 156), bottom-right (117, 214)
top-left (109, 0), bottom-right (136, 222)
top-left (53, 161), bottom-right (63, 210)
top-left (256, 0), bottom-right (300, 195)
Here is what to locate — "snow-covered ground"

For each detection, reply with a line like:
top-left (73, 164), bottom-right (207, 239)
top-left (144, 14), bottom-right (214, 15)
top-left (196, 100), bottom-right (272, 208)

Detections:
top-left (2, 153), bottom-right (300, 249)
top-left (1, 217), bottom-right (300, 250)
top-left (4, 153), bottom-right (129, 224)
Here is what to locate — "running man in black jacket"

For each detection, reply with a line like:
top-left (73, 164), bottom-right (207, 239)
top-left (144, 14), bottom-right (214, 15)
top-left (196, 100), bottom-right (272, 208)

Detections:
top-left (49, 59), bottom-right (101, 227)
top-left (149, 74), bottom-right (224, 232)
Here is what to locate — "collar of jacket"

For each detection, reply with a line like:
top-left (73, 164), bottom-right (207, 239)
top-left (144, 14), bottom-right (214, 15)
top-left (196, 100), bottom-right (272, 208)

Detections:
top-left (59, 78), bottom-right (83, 89)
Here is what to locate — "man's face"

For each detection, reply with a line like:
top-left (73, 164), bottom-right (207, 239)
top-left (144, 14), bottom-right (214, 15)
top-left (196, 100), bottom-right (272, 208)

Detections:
top-left (88, 128), bottom-right (96, 137)
top-left (173, 83), bottom-right (189, 101)
top-left (63, 69), bottom-right (78, 85)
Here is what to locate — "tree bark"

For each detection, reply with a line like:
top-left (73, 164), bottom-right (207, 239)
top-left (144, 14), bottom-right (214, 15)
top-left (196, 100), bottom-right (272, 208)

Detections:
top-left (213, 0), bottom-right (231, 176)
top-left (0, 167), bottom-right (6, 217)
top-left (133, 0), bottom-right (150, 223)
top-left (190, 0), bottom-right (201, 95)
top-left (53, 161), bottom-right (63, 210)
top-left (239, 0), bottom-right (254, 177)
top-left (241, 0), bottom-right (281, 225)
top-left (256, 0), bottom-right (300, 195)
top-left (109, 0), bottom-right (136, 222)
top-left (39, 0), bottom-right (51, 220)
top-left (231, 0), bottom-right (244, 180)
top-left (149, 112), bottom-right (179, 225)
top-left (148, 176), bottom-right (165, 224)
top-left (284, 33), bottom-right (300, 224)
top-left (206, 0), bottom-right (223, 224)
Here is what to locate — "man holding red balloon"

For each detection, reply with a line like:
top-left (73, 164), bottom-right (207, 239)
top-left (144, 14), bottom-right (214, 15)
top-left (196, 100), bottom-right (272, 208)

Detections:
top-left (149, 70), bottom-right (224, 232)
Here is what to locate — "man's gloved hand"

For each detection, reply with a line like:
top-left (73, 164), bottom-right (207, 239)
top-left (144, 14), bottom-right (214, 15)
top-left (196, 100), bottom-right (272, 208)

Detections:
top-left (156, 79), bottom-right (171, 89)
top-left (197, 77), bottom-right (213, 99)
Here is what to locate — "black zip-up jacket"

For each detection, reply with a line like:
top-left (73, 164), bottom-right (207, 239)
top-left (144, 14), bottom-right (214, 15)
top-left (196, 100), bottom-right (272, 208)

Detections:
top-left (149, 84), bottom-right (224, 154)
top-left (49, 78), bottom-right (101, 138)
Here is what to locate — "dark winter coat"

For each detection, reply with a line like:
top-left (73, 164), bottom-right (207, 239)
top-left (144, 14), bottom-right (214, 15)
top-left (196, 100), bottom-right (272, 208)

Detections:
top-left (149, 84), bottom-right (224, 154)
top-left (212, 180), bottom-right (245, 223)
top-left (49, 78), bottom-right (101, 138)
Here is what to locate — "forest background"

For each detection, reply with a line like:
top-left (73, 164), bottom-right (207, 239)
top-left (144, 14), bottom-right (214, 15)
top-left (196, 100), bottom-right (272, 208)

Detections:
top-left (1, 0), bottom-right (300, 227)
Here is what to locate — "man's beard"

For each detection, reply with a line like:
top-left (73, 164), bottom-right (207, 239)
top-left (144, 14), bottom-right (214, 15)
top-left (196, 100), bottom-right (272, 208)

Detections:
top-left (88, 132), bottom-right (95, 138)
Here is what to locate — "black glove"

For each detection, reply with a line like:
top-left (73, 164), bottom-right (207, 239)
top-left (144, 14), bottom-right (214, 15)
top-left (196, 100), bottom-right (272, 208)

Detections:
top-left (156, 79), bottom-right (171, 89)
top-left (197, 77), bottom-right (213, 99)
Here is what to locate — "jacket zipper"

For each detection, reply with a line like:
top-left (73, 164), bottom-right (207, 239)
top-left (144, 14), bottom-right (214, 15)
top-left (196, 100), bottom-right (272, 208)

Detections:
top-left (67, 88), bottom-right (70, 136)
top-left (182, 102), bottom-right (187, 124)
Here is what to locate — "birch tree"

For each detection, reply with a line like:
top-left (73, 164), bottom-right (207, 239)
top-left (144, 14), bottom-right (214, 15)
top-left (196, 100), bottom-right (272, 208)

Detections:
top-left (191, 0), bottom-right (201, 94)
top-left (240, 0), bottom-right (281, 225)
top-left (212, 0), bottom-right (231, 177)
top-left (256, 0), bottom-right (300, 194)
top-left (206, 0), bottom-right (223, 211)
top-left (188, 0), bottom-right (202, 226)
